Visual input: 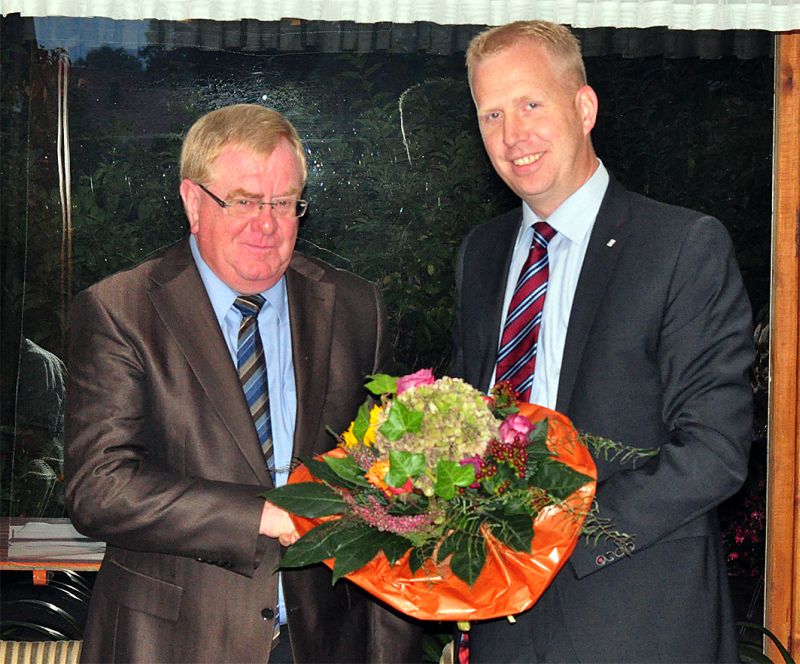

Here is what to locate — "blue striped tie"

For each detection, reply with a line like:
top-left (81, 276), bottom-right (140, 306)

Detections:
top-left (233, 295), bottom-right (273, 470)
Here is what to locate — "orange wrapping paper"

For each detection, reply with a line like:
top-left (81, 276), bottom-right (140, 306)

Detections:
top-left (287, 402), bottom-right (597, 622)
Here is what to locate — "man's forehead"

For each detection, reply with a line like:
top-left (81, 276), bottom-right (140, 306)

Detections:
top-left (209, 141), bottom-right (302, 180)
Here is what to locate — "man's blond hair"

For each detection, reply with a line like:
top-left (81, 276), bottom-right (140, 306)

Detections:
top-left (180, 104), bottom-right (307, 185)
top-left (466, 20), bottom-right (586, 92)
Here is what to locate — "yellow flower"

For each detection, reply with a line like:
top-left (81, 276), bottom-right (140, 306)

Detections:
top-left (363, 405), bottom-right (382, 447)
top-left (341, 422), bottom-right (360, 449)
top-left (340, 405), bottom-right (382, 448)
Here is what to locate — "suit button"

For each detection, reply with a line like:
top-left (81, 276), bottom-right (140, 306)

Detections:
top-left (261, 608), bottom-right (275, 620)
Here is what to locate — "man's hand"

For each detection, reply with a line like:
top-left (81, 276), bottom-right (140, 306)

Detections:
top-left (259, 501), bottom-right (300, 547)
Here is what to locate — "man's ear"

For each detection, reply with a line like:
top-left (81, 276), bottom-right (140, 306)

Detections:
top-left (575, 84), bottom-right (598, 136)
top-left (179, 179), bottom-right (201, 233)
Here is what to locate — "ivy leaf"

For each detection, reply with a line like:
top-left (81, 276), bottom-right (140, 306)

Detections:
top-left (528, 457), bottom-right (593, 500)
top-left (263, 483), bottom-right (346, 517)
top-left (386, 450), bottom-right (426, 486)
top-left (365, 374), bottom-right (397, 396)
top-left (379, 401), bottom-right (424, 441)
top-left (352, 401), bottom-right (372, 441)
top-left (448, 531), bottom-right (487, 587)
top-left (434, 459), bottom-right (475, 500)
top-left (278, 520), bottom-right (341, 568)
top-left (323, 454), bottom-right (371, 487)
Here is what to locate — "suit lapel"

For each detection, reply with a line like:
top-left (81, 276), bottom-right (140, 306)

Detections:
top-left (148, 239), bottom-right (271, 484)
top-left (475, 210), bottom-right (522, 391)
top-left (556, 178), bottom-right (634, 412)
top-left (285, 254), bottom-right (335, 460)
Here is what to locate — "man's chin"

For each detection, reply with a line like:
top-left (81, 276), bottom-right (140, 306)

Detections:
top-left (231, 265), bottom-right (288, 294)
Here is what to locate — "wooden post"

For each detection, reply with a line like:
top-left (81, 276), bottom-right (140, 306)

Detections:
top-left (766, 29), bottom-right (800, 661)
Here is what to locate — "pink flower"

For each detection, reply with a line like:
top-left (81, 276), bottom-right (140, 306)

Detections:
top-left (460, 455), bottom-right (483, 488)
top-left (396, 368), bottom-right (435, 394)
top-left (499, 414), bottom-right (534, 447)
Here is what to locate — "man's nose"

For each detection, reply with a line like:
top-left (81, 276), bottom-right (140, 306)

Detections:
top-left (503, 114), bottom-right (528, 147)
top-left (250, 204), bottom-right (277, 233)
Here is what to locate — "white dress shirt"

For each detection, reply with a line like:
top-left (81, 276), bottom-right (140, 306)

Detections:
top-left (189, 234), bottom-right (296, 624)
top-left (493, 161), bottom-right (610, 409)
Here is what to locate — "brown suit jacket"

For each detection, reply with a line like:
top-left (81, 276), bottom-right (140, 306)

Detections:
top-left (65, 238), bottom-right (421, 663)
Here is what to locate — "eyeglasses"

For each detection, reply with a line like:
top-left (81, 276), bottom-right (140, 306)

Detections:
top-left (196, 182), bottom-right (308, 219)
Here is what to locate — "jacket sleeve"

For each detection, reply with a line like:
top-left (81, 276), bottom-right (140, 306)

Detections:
top-left (569, 216), bottom-right (754, 578)
top-left (64, 288), bottom-right (267, 577)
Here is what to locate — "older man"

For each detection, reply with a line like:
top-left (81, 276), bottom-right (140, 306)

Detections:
top-left (65, 104), bottom-right (421, 663)
top-left (452, 21), bottom-right (753, 662)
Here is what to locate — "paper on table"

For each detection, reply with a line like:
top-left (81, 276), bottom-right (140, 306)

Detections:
top-left (8, 520), bottom-right (106, 561)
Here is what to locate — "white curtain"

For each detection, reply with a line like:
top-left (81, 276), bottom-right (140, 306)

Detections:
top-left (3, 0), bottom-right (800, 31)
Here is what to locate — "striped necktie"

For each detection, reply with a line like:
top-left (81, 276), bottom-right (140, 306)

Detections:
top-left (233, 295), bottom-right (273, 469)
top-left (495, 221), bottom-right (557, 401)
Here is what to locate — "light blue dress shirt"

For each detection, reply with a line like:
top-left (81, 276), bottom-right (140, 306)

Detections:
top-left (189, 234), bottom-right (296, 623)
top-left (493, 161), bottom-right (610, 409)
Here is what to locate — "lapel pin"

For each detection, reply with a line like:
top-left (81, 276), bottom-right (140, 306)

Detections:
top-left (606, 239), bottom-right (616, 247)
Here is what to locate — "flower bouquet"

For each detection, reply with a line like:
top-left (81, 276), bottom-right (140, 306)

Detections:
top-left (265, 370), bottom-right (632, 622)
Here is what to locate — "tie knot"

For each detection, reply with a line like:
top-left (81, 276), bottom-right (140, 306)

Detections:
top-left (533, 221), bottom-right (556, 247)
top-left (233, 294), bottom-right (265, 318)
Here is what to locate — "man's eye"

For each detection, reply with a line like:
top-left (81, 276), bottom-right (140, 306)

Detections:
top-left (233, 199), bottom-right (253, 208)
top-left (273, 198), bottom-right (291, 209)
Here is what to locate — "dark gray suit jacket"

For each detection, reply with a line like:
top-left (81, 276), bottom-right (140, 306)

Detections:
top-left (452, 178), bottom-right (753, 662)
top-left (65, 238), bottom-right (421, 663)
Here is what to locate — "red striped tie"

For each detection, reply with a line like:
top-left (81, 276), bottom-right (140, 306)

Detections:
top-left (495, 221), bottom-right (556, 401)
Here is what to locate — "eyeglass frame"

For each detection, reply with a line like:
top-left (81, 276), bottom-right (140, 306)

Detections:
top-left (195, 182), bottom-right (308, 218)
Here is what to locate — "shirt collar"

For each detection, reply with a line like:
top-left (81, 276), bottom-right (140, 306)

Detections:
top-left (521, 160), bottom-right (609, 246)
top-left (189, 234), bottom-right (288, 325)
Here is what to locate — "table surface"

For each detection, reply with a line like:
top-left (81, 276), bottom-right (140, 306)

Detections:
top-left (0, 517), bottom-right (103, 573)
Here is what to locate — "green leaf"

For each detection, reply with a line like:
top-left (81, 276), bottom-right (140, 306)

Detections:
top-left (528, 419), bottom-right (549, 447)
top-left (279, 520), bottom-right (342, 568)
top-left (365, 373), bottom-right (397, 395)
top-left (263, 483), bottom-right (346, 517)
top-left (329, 522), bottom-right (386, 583)
top-left (527, 457), bottom-right (593, 500)
top-left (524, 422), bottom-right (555, 479)
top-left (736, 623), bottom-right (795, 664)
top-left (487, 512), bottom-right (534, 553)
top-left (448, 531), bottom-right (487, 586)
top-left (302, 456), bottom-right (360, 489)
top-left (434, 459), bottom-right (475, 500)
top-left (437, 531), bottom-right (459, 562)
top-left (323, 454), bottom-right (371, 487)
top-left (409, 547), bottom-right (426, 574)
top-left (379, 400), bottom-right (424, 441)
top-left (737, 643), bottom-right (773, 664)
top-left (381, 533), bottom-right (414, 565)
top-left (386, 450), bottom-right (426, 486)
top-left (352, 401), bottom-right (372, 441)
